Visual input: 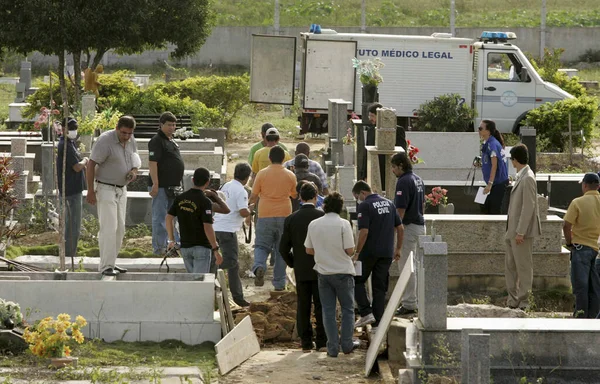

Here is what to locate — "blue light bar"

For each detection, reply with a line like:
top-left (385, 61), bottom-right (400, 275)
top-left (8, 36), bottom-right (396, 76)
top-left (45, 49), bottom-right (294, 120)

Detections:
top-left (480, 31), bottom-right (517, 41)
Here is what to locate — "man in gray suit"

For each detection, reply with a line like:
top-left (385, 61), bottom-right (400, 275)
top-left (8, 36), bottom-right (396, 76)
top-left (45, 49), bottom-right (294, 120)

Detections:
top-left (505, 144), bottom-right (542, 310)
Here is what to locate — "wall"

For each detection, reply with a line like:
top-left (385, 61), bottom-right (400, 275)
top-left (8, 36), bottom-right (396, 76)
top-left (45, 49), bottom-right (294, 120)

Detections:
top-left (30, 27), bottom-right (600, 68)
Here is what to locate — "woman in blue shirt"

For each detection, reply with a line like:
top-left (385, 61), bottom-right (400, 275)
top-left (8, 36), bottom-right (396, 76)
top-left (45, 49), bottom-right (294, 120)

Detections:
top-left (479, 120), bottom-right (509, 214)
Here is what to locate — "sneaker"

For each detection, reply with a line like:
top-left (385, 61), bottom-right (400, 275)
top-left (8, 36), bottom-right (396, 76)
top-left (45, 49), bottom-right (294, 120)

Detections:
top-left (317, 347), bottom-right (328, 353)
top-left (234, 299), bottom-right (251, 307)
top-left (114, 265), bottom-right (128, 273)
top-left (101, 268), bottom-right (119, 277)
top-left (254, 267), bottom-right (265, 287)
top-left (395, 306), bottom-right (417, 316)
top-left (354, 313), bottom-right (376, 328)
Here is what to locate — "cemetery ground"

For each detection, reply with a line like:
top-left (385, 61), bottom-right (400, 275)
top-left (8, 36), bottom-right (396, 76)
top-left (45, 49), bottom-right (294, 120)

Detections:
top-left (0, 104), bottom-right (592, 383)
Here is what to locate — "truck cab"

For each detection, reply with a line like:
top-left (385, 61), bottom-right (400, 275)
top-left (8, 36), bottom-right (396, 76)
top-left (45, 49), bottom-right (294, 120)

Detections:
top-left (473, 32), bottom-right (573, 133)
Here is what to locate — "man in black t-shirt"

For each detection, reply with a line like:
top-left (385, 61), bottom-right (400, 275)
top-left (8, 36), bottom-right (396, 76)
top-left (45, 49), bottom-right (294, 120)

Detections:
top-left (391, 152), bottom-right (426, 316)
top-left (352, 181), bottom-right (403, 331)
top-left (166, 168), bottom-right (222, 273)
top-left (148, 112), bottom-right (185, 255)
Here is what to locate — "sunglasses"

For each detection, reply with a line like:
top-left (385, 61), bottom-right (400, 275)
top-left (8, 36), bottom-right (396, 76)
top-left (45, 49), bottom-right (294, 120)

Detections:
top-left (478, 126), bottom-right (485, 131)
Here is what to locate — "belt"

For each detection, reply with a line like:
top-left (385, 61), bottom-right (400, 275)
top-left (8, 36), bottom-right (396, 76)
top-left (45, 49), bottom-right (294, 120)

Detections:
top-left (96, 180), bottom-right (124, 188)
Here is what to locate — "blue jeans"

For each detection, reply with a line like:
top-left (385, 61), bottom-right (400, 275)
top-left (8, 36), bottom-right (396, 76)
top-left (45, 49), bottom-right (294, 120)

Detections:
top-left (318, 273), bottom-right (355, 357)
top-left (181, 246), bottom-right (212, 273)
top-left (63, 193), bottom-right (82, 258)
top-left (149, 187), bottom-right (178, 254)
top-left (252, 217), bottom-right (287, 290)
top-left (570, 245), bottom-right (600, 318)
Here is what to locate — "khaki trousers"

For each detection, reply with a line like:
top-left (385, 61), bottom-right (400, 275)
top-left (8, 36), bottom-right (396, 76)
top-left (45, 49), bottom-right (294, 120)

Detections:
top-left (96, 183), bottom-right (127, 272)
top-left (504, 237), bottom-right (534, 308)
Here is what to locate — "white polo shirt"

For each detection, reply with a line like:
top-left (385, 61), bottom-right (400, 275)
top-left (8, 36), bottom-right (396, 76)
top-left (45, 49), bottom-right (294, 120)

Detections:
top-left (305, 212), bottom-right (355, 276)
top-left (213, 179), bottom-right (249, 233)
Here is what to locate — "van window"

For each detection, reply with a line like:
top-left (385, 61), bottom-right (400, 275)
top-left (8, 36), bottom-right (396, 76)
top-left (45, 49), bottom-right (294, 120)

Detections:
top-left (487, 53), bottom-right (530, 83)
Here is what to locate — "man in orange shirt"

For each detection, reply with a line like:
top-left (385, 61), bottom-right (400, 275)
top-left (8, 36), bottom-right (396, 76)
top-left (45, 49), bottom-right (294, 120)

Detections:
top-left (249, 146), bottom-right (298, 290)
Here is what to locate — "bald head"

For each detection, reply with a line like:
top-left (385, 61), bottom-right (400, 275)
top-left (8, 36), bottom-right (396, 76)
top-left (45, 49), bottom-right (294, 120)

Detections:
top-left (295, 142), bottom-right (310, 156)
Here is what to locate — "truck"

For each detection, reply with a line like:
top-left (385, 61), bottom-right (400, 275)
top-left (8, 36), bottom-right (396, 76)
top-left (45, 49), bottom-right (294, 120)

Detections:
top-left (249, 30), bottom-right (573, 134)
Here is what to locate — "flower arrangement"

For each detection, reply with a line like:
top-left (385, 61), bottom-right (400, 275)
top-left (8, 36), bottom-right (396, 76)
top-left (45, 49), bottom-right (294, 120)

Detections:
top-left (352, 58), bottom-right (385, 86)
top-left (342, 127), bottom-right (354, 145)
top-left (0, 298), bottom-right (23, 329)
top-left (173, 127), bottom-right (195, 139)
top-left (23, 314), bottom-right (87, 358)
top-left (406, 140), bottom-right (423, 165)
top-left (33, 106), bottom-right (61, 131)
top-left (425, 187), bottom-right (449, 207)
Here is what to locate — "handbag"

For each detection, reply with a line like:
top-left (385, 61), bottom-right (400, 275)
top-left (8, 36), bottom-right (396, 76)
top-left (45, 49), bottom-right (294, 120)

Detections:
top-left (165, 185), bottom-right (183, 199)
top-left (463, 161), bottom-right (478, 197)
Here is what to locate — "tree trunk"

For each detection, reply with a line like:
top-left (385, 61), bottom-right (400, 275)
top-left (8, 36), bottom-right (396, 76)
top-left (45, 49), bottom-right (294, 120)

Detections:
top-left (72, 51), bottom-right (82, 111)
top-left (91, 48), bottom-right (108, 70)
top-left (57, 52), bottom-right (68, 112)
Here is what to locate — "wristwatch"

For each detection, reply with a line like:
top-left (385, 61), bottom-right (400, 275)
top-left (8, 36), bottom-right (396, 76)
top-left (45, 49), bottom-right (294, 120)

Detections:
top-left (212, 246), bottom-right (220, 252)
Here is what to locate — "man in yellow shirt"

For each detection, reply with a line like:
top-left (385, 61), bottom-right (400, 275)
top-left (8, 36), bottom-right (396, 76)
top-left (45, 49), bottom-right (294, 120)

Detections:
top-left (249, 146), bottom-right (297, 290)
top-left (250, 127), bottom-right (291, 186)
top-left (563, 172), bottom-right (600, 319)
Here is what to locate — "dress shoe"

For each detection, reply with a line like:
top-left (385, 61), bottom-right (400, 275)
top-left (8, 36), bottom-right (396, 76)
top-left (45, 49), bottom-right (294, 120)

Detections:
top-left (102, 268), bottom-right (119, 277)
top-left (114, 265), bottom-right (128, 273)
top-left (235, 299), bottom-right (251, 307)
top-left (395, 306), bottom-right (417, 316)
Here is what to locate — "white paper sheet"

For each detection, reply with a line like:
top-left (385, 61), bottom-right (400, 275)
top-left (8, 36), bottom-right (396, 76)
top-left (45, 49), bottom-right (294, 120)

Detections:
top-left (354, 261), bottom-right (362, 276)
top-left (474, 187), bottom-right (488, 205)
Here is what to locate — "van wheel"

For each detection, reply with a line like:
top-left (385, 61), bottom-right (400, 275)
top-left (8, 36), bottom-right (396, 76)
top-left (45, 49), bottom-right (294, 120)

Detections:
top-left (512, 114), bottom-right (529, 136)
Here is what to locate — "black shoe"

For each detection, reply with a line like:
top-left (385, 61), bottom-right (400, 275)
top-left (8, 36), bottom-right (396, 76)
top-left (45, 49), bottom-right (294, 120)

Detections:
top-left (254, 267), bottom-right (265, 287)
top-left (102, 268), bottom-right (119, 277)
top-left (235, 299), bottom-right (251, 307)
top-left (395, 306), bottom-right (417, 316)
top-left (114, 265), bottom-right (128, 273)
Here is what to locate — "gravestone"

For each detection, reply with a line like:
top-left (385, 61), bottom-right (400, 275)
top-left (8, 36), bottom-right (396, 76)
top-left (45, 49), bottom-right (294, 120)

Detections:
top-left (0, 329), bottom-right (28, 355)
top-left (464, 333), bottom-right (490, 384)
top-left (460, 328), bottom-right (483, 384)
top-left (417, 237), bottom-right (448, 330)
top-left (336, 165), bottom-right (355, 208)
top-left (41, 144), bottom-right (55, 195)
top-left (19, 61), bottom-right (32, 91)
top-left (81, 94), bottom-right (96, 121)
top-left (375, 107), bottom-right (396, 151)
top-left (10, 139), bottom-right (27, 157)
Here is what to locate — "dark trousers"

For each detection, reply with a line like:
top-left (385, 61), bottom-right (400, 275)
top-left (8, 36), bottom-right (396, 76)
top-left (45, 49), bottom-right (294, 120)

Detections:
top-left (296, 280), bottom-right (326, 349)
top-left (214, 231), bottom-right (245, 305)
top-left (570, 245), bottom-right (600, 319)
top-left (481, 180), bottom-right (508, 214)
top-left (354, 256), bottom-right (392, 327)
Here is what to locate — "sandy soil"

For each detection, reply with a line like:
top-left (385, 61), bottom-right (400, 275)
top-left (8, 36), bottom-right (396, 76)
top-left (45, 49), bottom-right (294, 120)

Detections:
top-left (220, 348), bottom-right (384, 384)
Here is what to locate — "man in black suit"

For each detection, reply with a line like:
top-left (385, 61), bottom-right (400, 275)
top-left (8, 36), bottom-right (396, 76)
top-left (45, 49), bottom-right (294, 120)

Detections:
top-left (279, 182), bottom-right (326, 352)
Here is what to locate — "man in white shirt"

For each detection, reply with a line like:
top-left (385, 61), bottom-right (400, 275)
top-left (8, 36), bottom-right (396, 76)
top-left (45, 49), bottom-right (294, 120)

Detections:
top-left (213, 163), bottom-right (253, 307)
top-left (305, 192), bottom-right (357, 358)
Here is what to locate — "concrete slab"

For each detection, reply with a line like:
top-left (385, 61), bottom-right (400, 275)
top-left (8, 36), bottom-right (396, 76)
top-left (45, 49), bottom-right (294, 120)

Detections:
top-left (14, 256), bottom-right (187, 273)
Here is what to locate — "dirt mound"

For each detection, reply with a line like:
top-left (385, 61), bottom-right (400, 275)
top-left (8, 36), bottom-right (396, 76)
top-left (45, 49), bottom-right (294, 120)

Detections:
top-left (234, 291), bottom-right (299, 343)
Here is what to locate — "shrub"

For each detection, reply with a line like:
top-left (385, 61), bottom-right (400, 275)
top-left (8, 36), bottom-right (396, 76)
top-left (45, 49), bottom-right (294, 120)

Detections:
top-left (529, 48), bottom-right (586, 98)
top-left (110, 87), bottom-right (221, 128)
top-left (155, 74), bottom-right (250, 128)
top-left (22, 74), bottom-right (76, 120)
top-left (413, 93), bottom-right (476, 132)
top-left (96, 71), bottom-right (139, 109)
top-left (525, 95), bottom-right (599, 152)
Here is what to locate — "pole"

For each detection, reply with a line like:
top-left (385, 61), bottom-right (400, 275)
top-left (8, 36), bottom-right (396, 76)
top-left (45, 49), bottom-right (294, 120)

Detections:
top-left (568, 113), bottom-right (572, 166)
top-left (274, 0), bottom-right (280, 35)
top-left (450, 0), bottom-right (456, 36)
top-left (361, 0), bottom-right (366, 33)
top-left (540, 0), bottom-right (547, 58)
top-left (60, 51), bottom-right (68, 272)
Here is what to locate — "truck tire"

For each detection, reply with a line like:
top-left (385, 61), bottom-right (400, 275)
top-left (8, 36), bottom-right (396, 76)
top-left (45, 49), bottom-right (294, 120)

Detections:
top-left (511, 112), bottom-right (530, 136)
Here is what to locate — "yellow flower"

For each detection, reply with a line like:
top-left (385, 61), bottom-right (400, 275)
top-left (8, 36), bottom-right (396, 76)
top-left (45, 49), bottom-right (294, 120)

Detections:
top-left (75, 315), bottom-right (87, 328)
top-left (57, 313), bottom-right (71, 322)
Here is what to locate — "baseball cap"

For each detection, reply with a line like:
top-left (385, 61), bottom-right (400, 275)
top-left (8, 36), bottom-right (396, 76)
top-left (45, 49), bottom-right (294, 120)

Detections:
top-left (580, 172), bottom-right (600, 184)
top-left (265, 127), bottom-right (280, 137)
top-left (294, 154), bottom-right (309, 168)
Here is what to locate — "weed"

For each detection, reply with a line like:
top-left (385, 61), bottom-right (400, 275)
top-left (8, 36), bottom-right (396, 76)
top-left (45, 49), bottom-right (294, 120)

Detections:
top-left (471, 296), bottom-right (491, 305)
top-left (80, 214), bottom-right (100, 248)
top-left (125, 223), bottom-right (152, 239)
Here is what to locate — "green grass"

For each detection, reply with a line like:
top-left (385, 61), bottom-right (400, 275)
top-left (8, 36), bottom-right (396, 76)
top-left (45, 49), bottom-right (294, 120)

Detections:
top-left (213, 0), bottom-right (600, 27)
top-left (228, 104), bottom-right (299, 140)
top-left (0, 84), bottom-right (15, 123)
